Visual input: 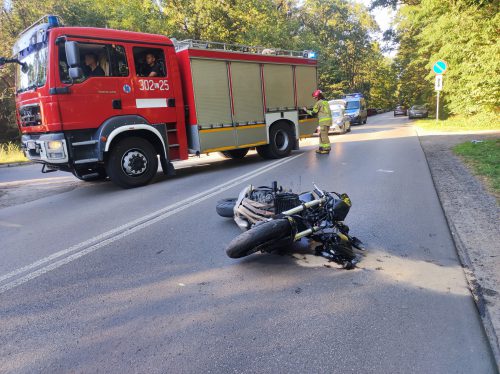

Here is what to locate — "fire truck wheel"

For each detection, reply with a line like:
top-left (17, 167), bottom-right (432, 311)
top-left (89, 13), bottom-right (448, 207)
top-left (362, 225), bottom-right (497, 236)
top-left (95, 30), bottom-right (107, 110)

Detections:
top-left (257, 122), bottom-right (294, 159)
top-left (219, 148), bottom-right (249, 159)
top-left (106, 137), bottom-right (158, 189)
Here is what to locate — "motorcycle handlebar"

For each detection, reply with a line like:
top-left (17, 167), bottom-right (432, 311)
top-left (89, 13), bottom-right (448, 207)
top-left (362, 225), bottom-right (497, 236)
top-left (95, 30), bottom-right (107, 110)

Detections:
top-left (281, 197), bottom-right (327, 216)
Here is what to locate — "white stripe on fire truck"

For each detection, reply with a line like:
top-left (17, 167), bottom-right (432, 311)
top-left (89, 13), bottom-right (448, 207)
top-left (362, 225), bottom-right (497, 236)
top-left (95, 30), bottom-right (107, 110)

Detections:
top-left (136, 98), bottom-right (168, 108)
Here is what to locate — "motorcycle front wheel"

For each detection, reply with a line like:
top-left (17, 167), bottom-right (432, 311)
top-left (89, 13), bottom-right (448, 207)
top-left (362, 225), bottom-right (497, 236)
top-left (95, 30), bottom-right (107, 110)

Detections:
top-left (225, 219), bottom-right (293, 258)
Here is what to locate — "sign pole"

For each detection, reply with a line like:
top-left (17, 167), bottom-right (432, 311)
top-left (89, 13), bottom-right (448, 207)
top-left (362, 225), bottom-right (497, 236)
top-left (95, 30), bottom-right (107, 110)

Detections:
top-left (436, 91), bottom-right (440, 122)
top-left (433, 62), bottom-right (447, 122)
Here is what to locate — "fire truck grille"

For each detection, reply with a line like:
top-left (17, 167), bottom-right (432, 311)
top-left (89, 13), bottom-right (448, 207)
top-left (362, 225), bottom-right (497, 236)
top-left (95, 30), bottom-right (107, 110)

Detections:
top-left (19, 105), bottom-right (42, 127)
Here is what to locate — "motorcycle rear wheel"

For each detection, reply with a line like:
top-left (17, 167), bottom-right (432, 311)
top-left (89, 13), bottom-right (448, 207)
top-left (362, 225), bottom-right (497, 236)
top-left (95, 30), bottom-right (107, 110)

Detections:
top-left (216, 198), bottom-right (237, 218)
top-left (226, 219), bottom-right (293, 258)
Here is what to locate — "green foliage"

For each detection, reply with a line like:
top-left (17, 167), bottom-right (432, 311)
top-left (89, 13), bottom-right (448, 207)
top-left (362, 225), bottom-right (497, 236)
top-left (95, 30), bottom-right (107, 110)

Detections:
top-left (0, 142), bottom-right (27, 164)
top-left (453, 139), bottom-right (500, 194)
top-left (0, 0), bottom-right (399, 141)
top-left (416, 112), bottom-right (500, 132)
top-left (389, 0), bottom-right (499, 117)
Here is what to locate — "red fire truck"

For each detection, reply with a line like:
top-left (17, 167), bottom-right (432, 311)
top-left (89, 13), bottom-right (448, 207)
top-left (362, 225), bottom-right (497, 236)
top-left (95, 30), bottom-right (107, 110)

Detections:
top-left (1, 16), bottom-right (319, 188)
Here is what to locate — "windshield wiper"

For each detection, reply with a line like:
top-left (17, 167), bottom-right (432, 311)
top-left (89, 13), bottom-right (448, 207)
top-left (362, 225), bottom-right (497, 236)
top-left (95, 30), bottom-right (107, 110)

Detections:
top-left (17, 84), bottom-right (37, 94)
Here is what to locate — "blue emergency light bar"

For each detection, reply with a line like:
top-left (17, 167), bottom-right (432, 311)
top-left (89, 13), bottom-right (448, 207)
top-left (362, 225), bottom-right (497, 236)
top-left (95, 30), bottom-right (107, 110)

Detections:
top-left (48, 15), bottom-right (61, 27)
top-left (303, 50), bottom-right (317, 59)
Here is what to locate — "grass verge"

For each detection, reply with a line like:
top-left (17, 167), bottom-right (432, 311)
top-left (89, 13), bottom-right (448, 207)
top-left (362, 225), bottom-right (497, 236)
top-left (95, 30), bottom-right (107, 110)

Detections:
top-left (416, 113), bottom-right (500, 132)
top-left (453, 139), bottom-right (500, 196)
top-left (0, 142), bottom-right (28, 164)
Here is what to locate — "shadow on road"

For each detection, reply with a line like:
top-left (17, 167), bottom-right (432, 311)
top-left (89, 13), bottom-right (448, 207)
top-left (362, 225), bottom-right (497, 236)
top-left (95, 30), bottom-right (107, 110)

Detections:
top-left (1, 238), bottom-right (496, 373)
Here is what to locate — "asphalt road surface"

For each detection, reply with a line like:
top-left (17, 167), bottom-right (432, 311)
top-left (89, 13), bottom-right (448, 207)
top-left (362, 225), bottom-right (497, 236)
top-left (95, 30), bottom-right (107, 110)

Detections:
top-left (0, 113), bottom-right (497, 373)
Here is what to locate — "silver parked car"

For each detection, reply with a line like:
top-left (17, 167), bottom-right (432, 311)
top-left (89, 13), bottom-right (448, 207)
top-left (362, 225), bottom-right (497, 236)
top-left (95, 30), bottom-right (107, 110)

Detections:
top-left (394, 105), bottom-right (407, 116)
top-left (408, 105), bottom-right (428, 119)
top-left (329, 100), bottom-right (351, 134)
top-left (315, 100), bottom-right (351, 135)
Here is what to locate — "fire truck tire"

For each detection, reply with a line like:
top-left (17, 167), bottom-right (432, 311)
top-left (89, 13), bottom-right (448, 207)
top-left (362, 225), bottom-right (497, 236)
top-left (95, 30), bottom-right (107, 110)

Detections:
top-left (106, 137), bottom-right (158, 189)
top-left (256, 122), bottom-right (294, 159)
top-left (226, 219), bottom-right (293, 258)
top-left (220, 148), bottom-right (249, 159)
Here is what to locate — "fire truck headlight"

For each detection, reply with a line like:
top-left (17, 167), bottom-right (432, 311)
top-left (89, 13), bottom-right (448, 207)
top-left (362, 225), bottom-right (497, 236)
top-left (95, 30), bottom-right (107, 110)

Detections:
top-left (47, 140), bottom-right (63, 150)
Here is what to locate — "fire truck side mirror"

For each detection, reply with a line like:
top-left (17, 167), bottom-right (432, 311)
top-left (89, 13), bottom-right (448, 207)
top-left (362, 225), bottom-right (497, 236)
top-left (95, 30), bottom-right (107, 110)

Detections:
top-left (69, 67), bottom-right (84, 80)
top-left (65, 41), bottom-right (80, 68)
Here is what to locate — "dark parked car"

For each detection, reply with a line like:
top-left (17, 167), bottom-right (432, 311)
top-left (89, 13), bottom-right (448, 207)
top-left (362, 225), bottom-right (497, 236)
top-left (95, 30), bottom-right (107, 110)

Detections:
top-left (394, 106), bottom-right (407, 116)
top-left (408, 105), bottom-right (429, 119)
top-left (367, 108), bottom-right (378, 116)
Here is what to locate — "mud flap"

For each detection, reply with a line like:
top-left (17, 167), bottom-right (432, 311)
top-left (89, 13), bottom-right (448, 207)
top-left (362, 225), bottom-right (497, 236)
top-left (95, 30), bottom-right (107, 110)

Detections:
top-left (161, 157), bottom-right (176, 176)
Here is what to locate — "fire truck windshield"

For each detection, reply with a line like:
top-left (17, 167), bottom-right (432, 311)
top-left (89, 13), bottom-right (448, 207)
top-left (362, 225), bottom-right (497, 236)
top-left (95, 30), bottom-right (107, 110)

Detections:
top-left (16, 44), bottom-right (48, 93)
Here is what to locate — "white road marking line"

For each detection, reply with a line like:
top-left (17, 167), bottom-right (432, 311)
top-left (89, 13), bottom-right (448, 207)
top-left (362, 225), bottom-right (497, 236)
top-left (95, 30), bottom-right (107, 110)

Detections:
top-left (0, 154), bottom-right (303, 294)
top-left (0, 176), bottom-right (75, 187)
top-left (0, 221), bottom-right (22, 228)
top-left (377, 169), bottom-right (394, 173)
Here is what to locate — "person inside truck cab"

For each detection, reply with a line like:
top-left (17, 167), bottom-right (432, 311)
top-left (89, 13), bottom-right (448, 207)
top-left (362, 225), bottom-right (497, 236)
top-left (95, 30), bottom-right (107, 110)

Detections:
top-left (83, 53), bottom-right (105, 77)
top-left (142, 53), bottom-right (165, 77)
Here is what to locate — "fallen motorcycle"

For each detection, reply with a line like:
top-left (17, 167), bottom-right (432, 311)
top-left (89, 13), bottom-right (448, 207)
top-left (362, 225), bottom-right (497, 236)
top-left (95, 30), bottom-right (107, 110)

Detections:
top-left (217, 182), bottom-right (364, 269)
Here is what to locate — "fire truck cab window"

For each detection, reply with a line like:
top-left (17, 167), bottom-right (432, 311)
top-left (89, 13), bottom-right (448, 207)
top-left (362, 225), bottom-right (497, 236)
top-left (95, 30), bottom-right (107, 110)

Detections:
top-left (59, 43), bottom-right (129, 83)
top-left (133, 47), bottom-right (166, 77)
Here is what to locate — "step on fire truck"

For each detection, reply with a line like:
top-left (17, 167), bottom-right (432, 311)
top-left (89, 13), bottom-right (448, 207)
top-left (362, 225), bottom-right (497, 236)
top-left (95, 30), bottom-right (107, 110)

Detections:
top-left (1, 16), bottom-right (319, 188)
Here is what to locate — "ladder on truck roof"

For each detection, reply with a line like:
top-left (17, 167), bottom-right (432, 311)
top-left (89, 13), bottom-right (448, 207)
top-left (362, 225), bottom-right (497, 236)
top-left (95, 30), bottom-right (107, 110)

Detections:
top-left (18, 15), bottom-right (62, 36)
top-left (174, 39), bottom-right (312, 58)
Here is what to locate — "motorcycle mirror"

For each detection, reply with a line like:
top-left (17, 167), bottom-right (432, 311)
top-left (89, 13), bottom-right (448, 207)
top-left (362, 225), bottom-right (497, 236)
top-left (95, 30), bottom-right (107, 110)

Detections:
top-left (313, 183), bottom-right (325, 197)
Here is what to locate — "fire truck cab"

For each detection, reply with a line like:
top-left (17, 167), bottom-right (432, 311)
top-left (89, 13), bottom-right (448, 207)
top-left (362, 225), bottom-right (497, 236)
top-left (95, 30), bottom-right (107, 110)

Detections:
top-left (3, 16), bottom-right (319, 188)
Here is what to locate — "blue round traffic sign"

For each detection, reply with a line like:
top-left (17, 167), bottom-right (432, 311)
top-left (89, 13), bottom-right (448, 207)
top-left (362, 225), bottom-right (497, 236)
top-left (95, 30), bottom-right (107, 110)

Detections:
top-left (433, 60), bottom-right (448, 74)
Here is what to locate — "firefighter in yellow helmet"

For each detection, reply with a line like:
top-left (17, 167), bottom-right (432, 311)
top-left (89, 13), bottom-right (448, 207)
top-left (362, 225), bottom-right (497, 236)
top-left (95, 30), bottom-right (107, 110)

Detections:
top-left (303, 90), bottom-right (331, 154)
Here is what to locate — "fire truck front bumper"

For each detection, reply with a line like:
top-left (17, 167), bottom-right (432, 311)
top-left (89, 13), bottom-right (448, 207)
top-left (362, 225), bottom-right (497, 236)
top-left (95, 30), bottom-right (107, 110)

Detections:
top-left (21, 133), bottom-right (69, 164)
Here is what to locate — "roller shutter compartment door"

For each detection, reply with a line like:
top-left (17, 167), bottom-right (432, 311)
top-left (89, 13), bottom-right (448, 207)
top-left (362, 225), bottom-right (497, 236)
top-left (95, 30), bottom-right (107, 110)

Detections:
top-left (263, 64), bottom-right (294, 111)
top-left (295, 66), bottom-right (317, 109)
top-left (191, 59), bottom-right (232, 126)
top-left (230, 62), bottom-right (264, 124)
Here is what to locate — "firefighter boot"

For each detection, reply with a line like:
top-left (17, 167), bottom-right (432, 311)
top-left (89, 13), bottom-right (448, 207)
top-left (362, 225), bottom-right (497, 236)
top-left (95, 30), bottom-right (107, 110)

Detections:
top-left (316, 147), bottom-right (330, 154)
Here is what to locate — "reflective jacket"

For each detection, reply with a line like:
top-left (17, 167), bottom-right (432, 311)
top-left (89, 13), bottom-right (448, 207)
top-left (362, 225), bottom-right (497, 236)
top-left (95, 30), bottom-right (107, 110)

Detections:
top-left (307, 99), bottom-right (332, 126)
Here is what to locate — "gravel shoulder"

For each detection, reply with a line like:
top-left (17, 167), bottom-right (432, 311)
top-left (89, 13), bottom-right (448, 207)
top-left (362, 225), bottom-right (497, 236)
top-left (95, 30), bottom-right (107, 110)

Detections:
top-left (417, 127), bottom-right (500, 367)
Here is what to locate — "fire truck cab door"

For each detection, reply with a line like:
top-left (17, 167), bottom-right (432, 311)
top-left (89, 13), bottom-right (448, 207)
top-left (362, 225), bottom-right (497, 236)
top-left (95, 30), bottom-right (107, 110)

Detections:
top-left (120, 45), bottom-right (177, 126)
top-left (56, 40), bottom-right (123, 130)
